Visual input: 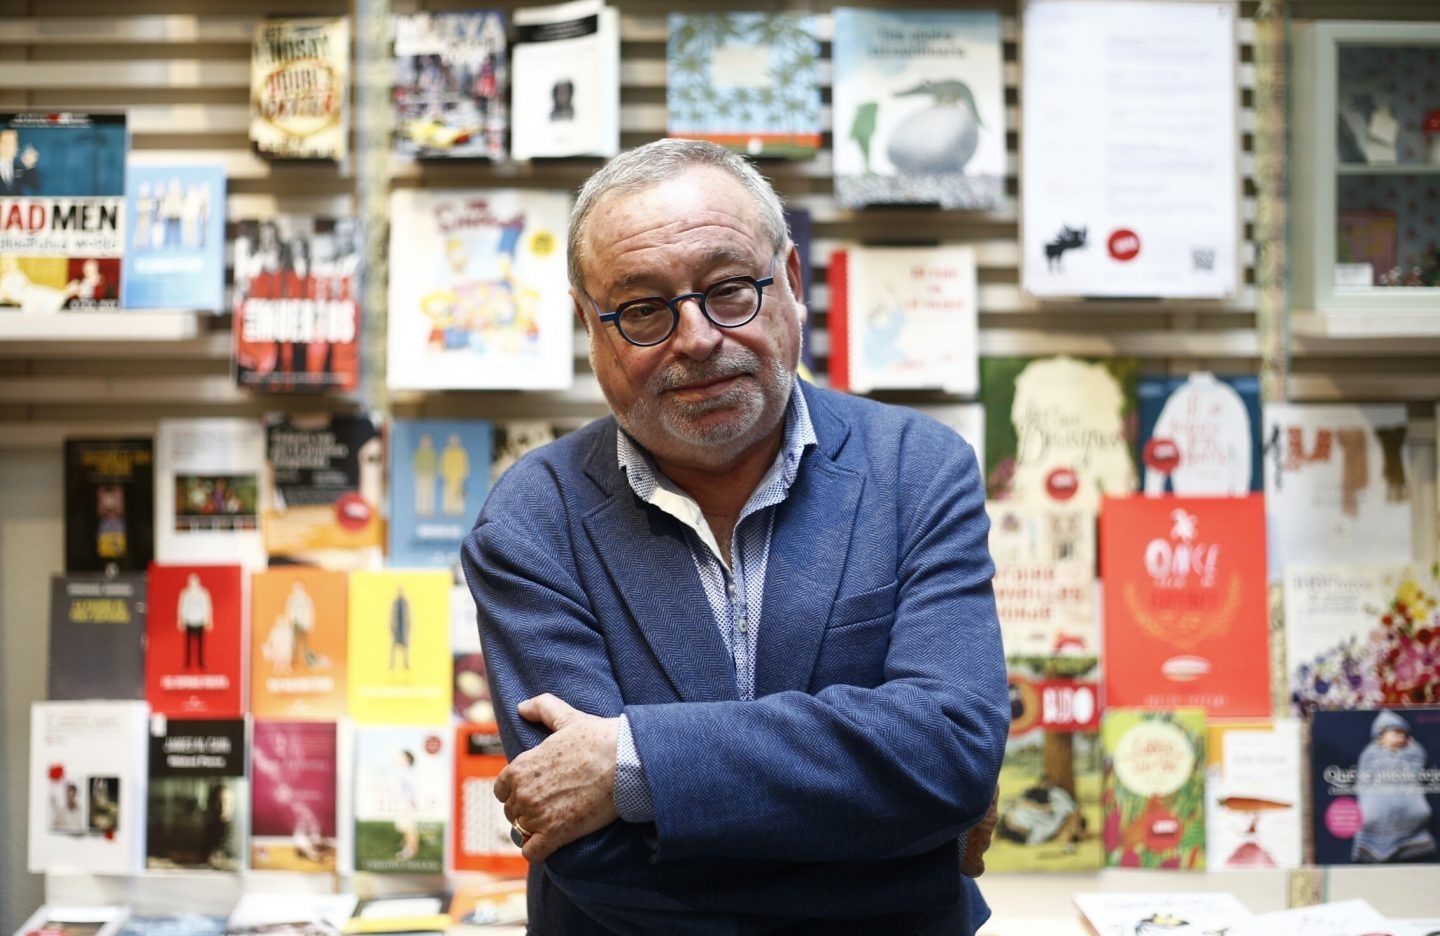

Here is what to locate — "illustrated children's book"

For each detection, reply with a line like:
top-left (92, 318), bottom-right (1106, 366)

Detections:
top-left (353, 724), bottom-right (450, 874)
top-left (250, 719), bottom-right (338, 871)
top-left (14, 906), bottom-right (131, 936)
top-left (1137, 372), bottom-right (1262, 496)
top-left (249, 566), bottom-right (348, 720)
top-left (28, 700), bottom-right (148, 875)
top-left (987, 502), bottom-right (1097, 658)
top-left (1101, 707), bottom-right (1207, 870)
top-left (47, 572), bottom-right (147, 701)
top-left (348, 570), bottom-right (453, 725)
top-left (1204, 719), bottom-right (1303, 869)
top-left (64, 437), bottom-right (154, 573)
top-left (146, 717), bottom-right (248, 871)
top-left (1073, 891), bottom-right (1251, 936)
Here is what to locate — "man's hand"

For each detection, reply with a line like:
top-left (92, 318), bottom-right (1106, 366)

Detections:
top-left (960, 786), bottom-right (1000, 877)
top-left (494, 693), bottom-right (620, 863)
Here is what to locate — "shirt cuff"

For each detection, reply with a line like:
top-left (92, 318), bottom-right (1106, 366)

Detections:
top-left (613, 713), bottom-right (656, 823)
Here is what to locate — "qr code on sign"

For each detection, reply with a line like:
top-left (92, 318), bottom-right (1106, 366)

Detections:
top-left (1191, 248), bottom-right (1215, 272)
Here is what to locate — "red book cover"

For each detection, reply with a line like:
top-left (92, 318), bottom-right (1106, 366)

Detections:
top-left (146, 563), bottom-right (246, 717)
top-left (452, 722), bottom-right (525, 875)
top-left (827, 249), bottom-right (850, 392)
top-left (1099, 494), bottom-right (1270, 719)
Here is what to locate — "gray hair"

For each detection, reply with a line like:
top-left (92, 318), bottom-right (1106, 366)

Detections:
top-left (567, 139), bottom-right (789, 297)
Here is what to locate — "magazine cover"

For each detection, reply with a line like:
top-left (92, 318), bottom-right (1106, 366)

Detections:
top-left (827, 245), bottom-right (978, 395)
top-left (1138, 372), bottom-right (1262, 496)
top-left (392, 11), bottom-right (507, 160)
top-left (1285, 562), bottom-right (1440, 714)
top-left (348, 569), bottom-right (453, 725)
top-left (121, 164), bottom-right (225, 311)
top-left (666, 13), bottom-right (820, 158)
top-left (154, 418), bottom-right (266, 568)
top-left (454, 722), bottom-right (525, 874)
top-left (1101, 707), bottom-right (1207, 870)
top-left (509, 0), bottom-right (619, 159)
top-left (145, 563), bottom-right (245, 718)
top-left (1205, 720), bottom-right (1303, 870)
top-left (249, 567), bottom-right (348, 720)
top-left (233, 216), bottom-right (362, 393)
top-left (388, 188), bottom-right (572, 390)
top-left (982, 355), bottom-right (1139, 511)
top-left (262, 412), bottom-right (384, 567)
top-left (0, 111), bottom-right (126, 313)
top-left (389, 418), bottom-right (493, 569)
top-left (250, 18), bottom-right (349, 160)
top-left (1262, 402), bottom-right (1413, 577)
top-left (831, 9), bottom-right (1006, 210)
top-left (987, 502), bottom-right (1097, 658)
top-left (1100, 494), bottom-right (1271, 719)
top-left (353, 724), bottom-right (449, 874)
top-left (64, 437), bottom-right (154, 573)
top-left (28, 701), bottom-right (148, 875)
top-left (147, 717), bottom-right (248, 871)
top-left (1310, 707), bottom-right (1440, 866)
top-left (250, 719), bottom-right (338, 871)
top-left (48, 572), bottom-right (147, 701)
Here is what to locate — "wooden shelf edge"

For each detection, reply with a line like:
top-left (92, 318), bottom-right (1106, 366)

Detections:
top-left (0, 311), bottom-right (202, 342)
top-left (1291, 311), bottom-right (1440, 339)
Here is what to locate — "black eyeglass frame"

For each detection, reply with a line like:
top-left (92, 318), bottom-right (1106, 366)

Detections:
top-left (590, 256), bottom-right (778, 348)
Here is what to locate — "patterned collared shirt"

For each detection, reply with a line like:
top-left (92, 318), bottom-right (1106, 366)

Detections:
top-left (612, 378), bottom-right (817, 822)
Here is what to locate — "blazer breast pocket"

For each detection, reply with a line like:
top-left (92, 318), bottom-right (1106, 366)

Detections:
top-left (814, 580), bottom-right (898, 689)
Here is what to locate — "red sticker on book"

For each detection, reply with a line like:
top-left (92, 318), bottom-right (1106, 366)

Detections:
top-left (1045, 467), bottom-right (1078, 501)
top-left (334, 492), bottom-right (372, 531)
top-left (1144, 438), bottom-right (1181, 472)
top-left (1108, 229), bottom-right (1141, 261)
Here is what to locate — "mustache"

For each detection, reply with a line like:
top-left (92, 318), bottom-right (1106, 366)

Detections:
top-left (652, 350), bottom-right (758, 392)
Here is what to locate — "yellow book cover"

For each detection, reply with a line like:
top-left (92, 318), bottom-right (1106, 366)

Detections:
top-left (250, 567), bottom-right (349, 719)
top-left (348, 570), bottom-right (452, 724)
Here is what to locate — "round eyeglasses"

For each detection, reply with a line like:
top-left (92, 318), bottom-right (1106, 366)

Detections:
top-left (592, 257), bottom-right (777, 347)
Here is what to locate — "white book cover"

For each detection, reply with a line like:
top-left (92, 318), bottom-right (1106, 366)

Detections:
top-left (1263, 403), bottom-right (1413, 577)
top-left (831, 8), bottom-right (1006, 210)
top-left (13, 906), bottom-right (129, 936)
top-left (1284, 561), bottom-right (1438, 714)
top-left (250, 17), bottom-right (350, 161)
top-left (986, 501), bottom-right (1097, 657)
top-left (387, 188), bottom-right (573, 391)
top-left (28, 701), bottom-right (148, 875)
top-left (224, 894), bottom-right (358, 934)
top-left (154, 418), bottom-right (267, 568)
top-left (1073, 891), bottom-right (1252, 936)
top-left (510, 0), bottom-right (619, 160)
top-left (1227, 899), bottom-right (1388, 936)
top-left (352, 724), bottom-right (451, 874)
top-left (1204, 719), bottom-right (1304, 869)
top-left (831, 245), bottom-right (978, 394)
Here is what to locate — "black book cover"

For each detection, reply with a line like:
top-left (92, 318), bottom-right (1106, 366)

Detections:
top-left (64, 437), bottom-right (154, 572)
top-left (48, 572), bottom-right (147, 701)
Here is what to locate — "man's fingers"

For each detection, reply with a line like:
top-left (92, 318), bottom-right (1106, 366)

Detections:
top-left (493, 767), bottom-right (514, 803)
top-left (517, 692), bottom-right (573, 729)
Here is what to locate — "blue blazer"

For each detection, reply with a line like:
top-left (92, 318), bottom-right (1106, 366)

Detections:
top-left (462, 382), bottom-right (1010, 935)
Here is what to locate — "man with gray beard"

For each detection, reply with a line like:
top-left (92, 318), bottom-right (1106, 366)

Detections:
top-left (462, 139), bottom-right (1007, 935)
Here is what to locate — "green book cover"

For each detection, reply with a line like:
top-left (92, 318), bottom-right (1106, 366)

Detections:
top-left (1101, 707), bottom-right (1207, 869)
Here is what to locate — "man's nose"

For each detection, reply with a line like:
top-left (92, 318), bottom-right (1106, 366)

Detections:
top-left (669, 295), bottom-right (722, 358)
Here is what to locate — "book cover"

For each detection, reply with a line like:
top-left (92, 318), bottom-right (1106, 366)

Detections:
top-left (262, 412), bottom-right (384, 567)
top-left (14, 907), bottom-right (130, 936)
top-left (510, 0), bottom-right (619, 160)
top-left (490, 418), bottom-right (589, 484)
top-left (233, 216), bottom-right (362, 393)
top-left (1100, 494), bottom-right (1271, 718)
top-left (1138, 372), bottom-right (1262, 496)
top-left (454, 722), bottom-right (525, 874)
top-left (388, 418), bottom-right (493, 569)
top-left (1310, 707), bottom-right (1440, 866)
top-left (145, 563), bottom-right (245, 718)
top-left (447, 880), bottom-right (527, 931)
top-left (827, 245), bottom-right (978, 395)
top-left (392, 11), bottom-right (508, 161)
top-left (250, 719), bottom-right (338, 871)
top-left (223, 895), bottom-right (357, 936)
top-left (982, 355), bottom-right (1139, 511)
top-left (118, 917), bottom-right (226, 936)
top-left (146, 716), bottom-right (248, 871)
top-left (249, 567), bottom-right (348, 719)
top-left (1262, 403), bottom-right (1413, 576)
top-left (343, 897), bottom-right (449, 935)
top-left (1284, 562), bottom-right (1440, 714)
top-left (27, 701), bottom-right (148, 875)
top-left (121, 164), bottom-right (225, 312)
top-left (831, 9), bottom-right (1006, 210)
top-left (387, 188), bottom-right (573, 391)
top-left (154, 418), bottom-right (266, 568)
top-left (1101, 707), bottom-right (1207, 870)
top-left (1072, 892), bottom-right (1251, 936)
top-left (353, 724), bottom-right (449, 874)
top-left (987, 502), bottom-right (1097, 657)
top-left (1228, 899), bottom-right (1390, 936)
top-left (64, 437), bottom-right (154, 573)
top-left (348, 570), bottom-right (453, 725)
top-left (250, 18), bottom-right (349, 161)
top-left (1204, 719), bottom-right (1303, 870)
top-left (666, 13), bottom-right (820, 158)
top-left (47, 572), bottom-right (146, 701)
top-left (0, 111), bottom-right (126, 314)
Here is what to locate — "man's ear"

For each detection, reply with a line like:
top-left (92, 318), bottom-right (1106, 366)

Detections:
top-left (572, 290), bottom-right (592, 336)
top-left (785, 243), bottom-right (807, 326)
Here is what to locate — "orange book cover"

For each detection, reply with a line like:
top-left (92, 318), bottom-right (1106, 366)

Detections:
top-left (452, 722), bottom-right (525, 875)
top-left (1099, 494), bottom-right (1270, 719)
top-left (250, 567), bottom-right (348, 720)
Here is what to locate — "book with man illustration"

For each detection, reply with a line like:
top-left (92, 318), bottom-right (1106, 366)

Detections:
top-left (250, 719), bottom-right (339, 871)
top-left (28, 700), bottom-right (148, 875)
top-left (353, 724), bottom-right (449, 874)
top-left (64, 437), bottom-right (154, 573)
top-left (146, 563), bottom-right (245, 718)
top-left (48, 572), bottom-right (147, 702)
top-left (389, 418), bottom-right (494, 569)
top-left (348, 570), bottom-right (453, 725)
top-left (249, 567), bottom-right (348, 720)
